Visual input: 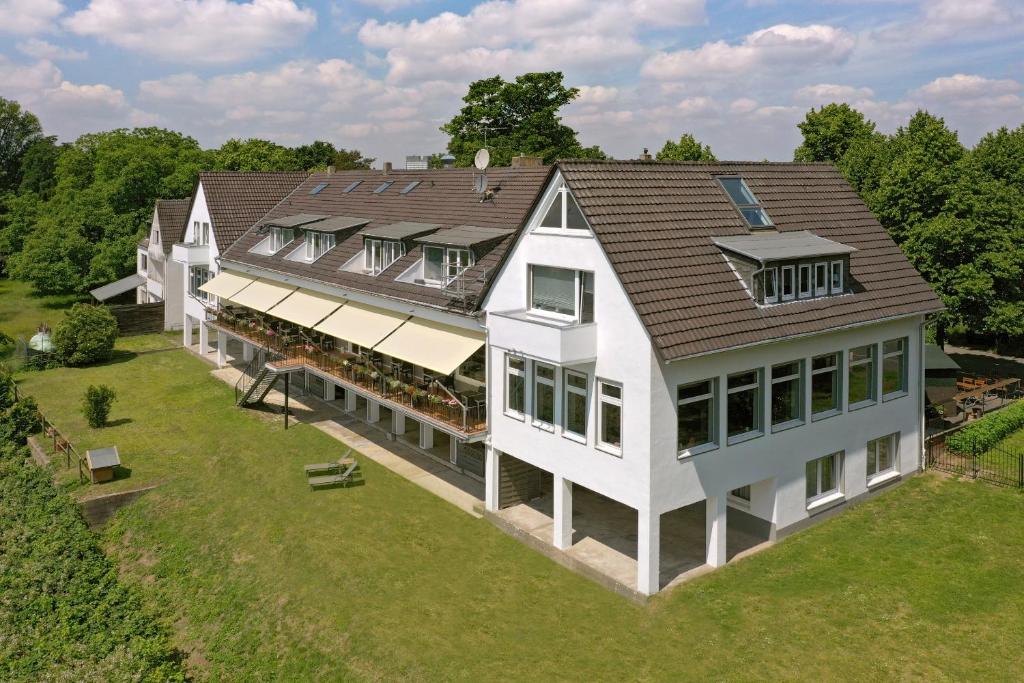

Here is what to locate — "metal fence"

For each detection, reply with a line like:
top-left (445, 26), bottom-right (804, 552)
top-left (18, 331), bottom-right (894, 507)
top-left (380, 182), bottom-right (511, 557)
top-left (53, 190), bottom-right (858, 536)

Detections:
top-left (926, 431), bottom-right (1024, 488)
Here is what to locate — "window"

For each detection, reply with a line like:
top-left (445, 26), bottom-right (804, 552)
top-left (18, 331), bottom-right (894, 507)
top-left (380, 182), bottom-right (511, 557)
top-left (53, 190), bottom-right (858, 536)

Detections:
top-left (811, 352), bottom-right (841, 417)
top-left (848, 344), bottom-right (876, 407)
top-left (580, 272), bottom-right (595, 323)
top-left (423, 246), bottom-right (444, 283)
top-left (138, 252), bottom-right (147, 273)
top-left (400, 181), bottom-right (420, 195)
top-left (343, 180), bottom-right (361, 193)
top-left (153, 229), bottom-right (160, 245)
top-left (798, 264), bottom-right (812, 298)
top-left (882, 338), bottom-right (907, 398)
top-left (677, 379), bottom-right (717, 454)
top-left (806, 452), bottom-right (843, 504)
top-left (814, 262), bottom-right (828, 297)
top-left (563, 370), bottom-right (588, 439)
top-left (373, 181), bottom-right (394, 194)
top-left (529, 266), bottom-right (580, 318)
top-left (763, 267), bottom-right (779, 304)
top-left (718, 177), bottom-right (772, 228)
top-left (867, 433), bottom-right (899, 479)
top-left (597, 381), bottom-right (622, 452)
top-left (729, 485), bottom-right (751, 506)
top-left (533, 363), bottom-right (555, 426)
top-left (365, 238), bottom-right (405, 275)
top-left (201, 222), bottom-right (210, 245)
top-left (269, 227), bottom-right (294, 253)
top-left (423, 246), bottom-right (473, 285)
top-left (771, 360), bottom-right (803, 428)
top-left (309, 182), bottom-right (328, 195)
top-left (727, 370), bottom-right (761, 442)
top-left (304, 231), bottom-right (335, 261)
top-left (506, 355), bottom-right (525, 416)
top-left (781, 265), bottom-right (795, 301)
top-left (194, 221), bottom-right (210, 246)
top-left (540, 183), bottom-right (588, 231)
top-left (830, 261), bottom-right (844, 294)
top-left (189, 266), bottom-right (211, 301)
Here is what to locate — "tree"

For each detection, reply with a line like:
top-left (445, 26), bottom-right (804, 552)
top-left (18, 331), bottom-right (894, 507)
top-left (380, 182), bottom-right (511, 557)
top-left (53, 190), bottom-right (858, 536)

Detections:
top-left (794, 103), bottom-right (876, 163)
top-left (214, 138), bottom-right (301, 172)
top-left (656, 133), bottom-right (716, 161)
top-left (18, 136), bottom-right (61, 198)
top-left (52, 304), bottom-right (118, 366)
top-left (294, 140), bottom-right (338, 170)
top-left (9, 218), bottom-right (94, 294)
top-left (0, 98), bottom-right (43, 193)
top-left (440, 72), bottom-right (604, 166)
top-left (969, 124), bottom-right (1024, 187)
top-left (82, 385), bottom-right (117, 428)
top-left (332, 148), bottom-right (375, 170)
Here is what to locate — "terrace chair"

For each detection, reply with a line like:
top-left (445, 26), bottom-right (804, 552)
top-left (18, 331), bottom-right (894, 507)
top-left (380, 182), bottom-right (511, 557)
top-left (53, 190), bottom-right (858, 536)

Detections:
top-left (302, 448), bottom-right (354, 476)
top-left (308, 461), bottom-right (363, 490)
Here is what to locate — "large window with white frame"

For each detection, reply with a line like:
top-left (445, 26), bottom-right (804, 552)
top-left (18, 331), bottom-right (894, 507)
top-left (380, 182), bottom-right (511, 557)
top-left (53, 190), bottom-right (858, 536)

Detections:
top-left (867, 432), bottom-right (899, 479)
top-left (528, 265), bottom-right (594, 322)
top-left (505, 355), bottom-right (526, 417)
top-left (726, 369), bottom-right (762, 443)
top-left (269, 227), bottom-right (294, 254)
top-left (597, 380), bottom-right (622, 453)
top-left (806, 451), bottom-right (843, 505)
top-left (830, 260), bottom-right (844, 294)
top-left (771, 360), bottom-right (804, 429)
top-left (811, 352), bottom-right (841, 417)
top-left (781, 265), bottom-right (795, 301)
top-left (199, 221), bottom-right (210, 246)
top-left (533, 362), bottom-right (556, 427)
top-left (882, 337), bottom-right (908, 398)
top-left (563, 370), bottom-right (588, 440)
top-left (189, 266), bottom-right (212, 302)
top-left (365, 238), bottom-right (405, 275)
top-left (423, 245), bottom-right (473, 285)
top-left (763, 267), bottom-right (779, 304)
top-left (304, 231), bottom-right (335, 261)
top-left (798, 264), bottom-right (812, 298)
top-left (848, 344), bottom-right (876, 408)
top-left (539, 183), bottom-right (589, 231)
top-left (677, 379), bottom-right (717, 454)
top-left (814, 262), bottom-right (828, 296)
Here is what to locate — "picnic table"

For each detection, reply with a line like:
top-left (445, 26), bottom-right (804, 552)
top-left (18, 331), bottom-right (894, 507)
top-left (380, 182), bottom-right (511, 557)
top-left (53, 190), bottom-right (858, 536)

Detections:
top-left (952, 377), bottom-right (1021, 404)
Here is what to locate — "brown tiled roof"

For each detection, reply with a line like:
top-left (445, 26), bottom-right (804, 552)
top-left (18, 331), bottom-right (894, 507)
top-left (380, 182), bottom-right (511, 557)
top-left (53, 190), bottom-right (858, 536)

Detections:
top-left (221, 166), bottom-right (552, 312)
top-left (154, 198), bottom-right (190, 254)
top-left (196, 172), bottom-right (308, 249)
top-left (557, 160), bottom-right (943, 361)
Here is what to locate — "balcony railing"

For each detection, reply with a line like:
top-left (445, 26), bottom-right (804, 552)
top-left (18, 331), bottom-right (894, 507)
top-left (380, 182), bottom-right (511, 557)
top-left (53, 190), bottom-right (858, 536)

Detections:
top-left (208, 308), bottom-right (486, 435)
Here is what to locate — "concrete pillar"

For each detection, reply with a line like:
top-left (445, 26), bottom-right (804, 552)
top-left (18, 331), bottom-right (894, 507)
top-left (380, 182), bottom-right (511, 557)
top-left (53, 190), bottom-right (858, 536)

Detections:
top-left (323, 381), bottom-right (336, 401)
top-left (419, 423), bottom-right (434, 450)
top-left (392, 411), bottom-right (405, 436)
top-left (182, 315), bottom-right (192, 347)
top-left (344, 389), bottom-right (357, 412)
top-left (637, 508), bottom-right (660, 595)
top-left (216, 331), bottom-right (227, 368)
top-left (242, 342), bottom-right (254, 362)
top-left (706, 494), bottom-right (728, 568)
top-left (553, 475), bottom-right (573, 550)
top-left (449, 437), bottom-right (459, 464)
top-left (485, 445), bottom-right (500, 512)
top-left (366, 400), bottom-right (380, 423)
top-left (199, 320), bottom-right (210, 354)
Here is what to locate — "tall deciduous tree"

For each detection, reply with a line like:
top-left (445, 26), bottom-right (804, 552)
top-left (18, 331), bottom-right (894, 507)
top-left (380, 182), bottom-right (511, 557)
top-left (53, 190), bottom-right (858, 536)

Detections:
top-left (0, 98), bottom-right (43, 193)
top-left (794, 103), bottom-right (876, 163)
top-left (655, 133), bottom-right (716, 161)
top-left (213, 138), bottom-right (301, 172)
top-left (441, 72), bottom-right (605, 166)
top-left (332, 148), bottom-right (374, 170)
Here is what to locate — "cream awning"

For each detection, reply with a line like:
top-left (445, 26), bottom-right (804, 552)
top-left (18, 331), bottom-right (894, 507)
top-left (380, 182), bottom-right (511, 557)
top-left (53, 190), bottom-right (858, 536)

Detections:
top-left (226, 278), bottom-right (297, 313)
top-left (198, 270), bottom-right (256, 299)
top-left (374, 317), bottom-right (485, 376)
top-left (266, 288), bottom-right (345, 328)
top-left (313, 301), bottom-right (409, 348)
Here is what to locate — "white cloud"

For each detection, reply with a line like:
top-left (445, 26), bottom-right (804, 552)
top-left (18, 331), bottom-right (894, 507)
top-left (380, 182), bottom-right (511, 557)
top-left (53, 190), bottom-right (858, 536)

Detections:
top-left (64, 0), bottom-right (317, 65)
top-left (794, 83), bottom-right (874, 103)
top-left (913, 73), bottom-right (1020, 100)
top-left (17, 38), bottom-right (87, 61)
top-left (354, 0), bottom-right (422, 11)
top-left (0, 0), bottom-right (64, 34)
top-left (642, 24), bottom-right (855, 80)
top-left (576, 85), bottom-right (620, 105)
top-left (919, 0), bottom-right (1023, 40)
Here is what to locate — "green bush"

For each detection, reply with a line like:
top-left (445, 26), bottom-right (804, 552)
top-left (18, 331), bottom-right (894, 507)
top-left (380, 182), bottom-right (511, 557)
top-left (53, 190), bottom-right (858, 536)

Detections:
top-left (0, 395), bottom-right (41, 446)
top-left (82, 384), bottom-right (117, 428)
top-left (52, 303), bottom-right (118, 366)
top-left (946, 400), bottom-right (1024, 453)
top-left (0, 365), bottom-right (15, 412)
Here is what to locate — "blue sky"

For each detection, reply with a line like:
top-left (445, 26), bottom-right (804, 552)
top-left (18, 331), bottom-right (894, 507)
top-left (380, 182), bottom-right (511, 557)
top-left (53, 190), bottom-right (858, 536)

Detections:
top-left (1, 0), bottom-right (1022, 164)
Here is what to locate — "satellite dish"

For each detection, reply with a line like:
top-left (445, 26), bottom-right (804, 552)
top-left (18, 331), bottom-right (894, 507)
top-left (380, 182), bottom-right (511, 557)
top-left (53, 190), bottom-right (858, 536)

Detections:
top-left (474, 148), bottom-right (490, 171)
top-left (474, 174), bottom-right (488, 194)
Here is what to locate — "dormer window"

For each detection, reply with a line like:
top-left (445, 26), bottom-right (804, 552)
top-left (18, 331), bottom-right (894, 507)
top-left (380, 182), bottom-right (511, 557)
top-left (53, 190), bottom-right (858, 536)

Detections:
top-left (717, 177), bottom-right (772, 228)
top-left (269, 226), bottom-right (294, 254)
top-left (305, 231), bottom-right (335, 261)
top-left (365, 238), bottom-right (405, 275)
top-left (423, 245), bottom-right (473, 285)
top-left (539, 183), bottom-right (588, 231)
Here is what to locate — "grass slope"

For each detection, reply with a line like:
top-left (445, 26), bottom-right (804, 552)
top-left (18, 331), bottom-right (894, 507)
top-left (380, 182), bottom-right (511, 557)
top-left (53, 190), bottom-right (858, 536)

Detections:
top-left (17, 344), bottom-right (1024, 681)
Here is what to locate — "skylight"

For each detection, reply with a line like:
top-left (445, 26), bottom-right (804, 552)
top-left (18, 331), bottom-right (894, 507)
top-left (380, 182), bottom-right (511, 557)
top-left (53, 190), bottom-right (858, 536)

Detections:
top-left (309, 182), bottom-right (328, 195)
top-left (373, 180), bottom-right (394, 194)
top-left (343, 180), bottom-right (361, 193)
top-left (400, 181), bottom-right (421, 195)
top-left (717, 177), bottom-right (772, 228)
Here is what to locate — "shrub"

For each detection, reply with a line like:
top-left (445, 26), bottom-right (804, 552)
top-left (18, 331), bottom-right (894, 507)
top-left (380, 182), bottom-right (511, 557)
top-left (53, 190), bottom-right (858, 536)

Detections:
top-left (0, 396), bottom-right (41, 446)
top-left (0, 366), bottom-right (15, 412)
top-left (946, 400), bottom-right (1024, 453)
top-left (82, 384), bottom-right (117, 428)
top-left (52, 303), bottom-right (118, 366)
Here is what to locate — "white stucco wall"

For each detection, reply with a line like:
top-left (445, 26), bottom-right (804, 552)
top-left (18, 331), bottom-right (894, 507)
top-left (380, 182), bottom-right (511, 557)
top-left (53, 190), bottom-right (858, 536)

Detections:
top-left (180, 183), bottom-right (219, 329)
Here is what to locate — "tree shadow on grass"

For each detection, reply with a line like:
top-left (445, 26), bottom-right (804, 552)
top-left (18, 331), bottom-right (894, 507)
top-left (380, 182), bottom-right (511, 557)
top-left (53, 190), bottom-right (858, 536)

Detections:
top-left (104, 418), bottom-right (133, 428)
top-left (86, 350), bottom-right (139, 368)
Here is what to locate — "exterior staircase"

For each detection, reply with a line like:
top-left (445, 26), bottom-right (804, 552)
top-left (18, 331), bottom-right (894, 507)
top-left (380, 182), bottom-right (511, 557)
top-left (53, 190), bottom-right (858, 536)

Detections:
top-left (235, 348), bottom-right (283, 407)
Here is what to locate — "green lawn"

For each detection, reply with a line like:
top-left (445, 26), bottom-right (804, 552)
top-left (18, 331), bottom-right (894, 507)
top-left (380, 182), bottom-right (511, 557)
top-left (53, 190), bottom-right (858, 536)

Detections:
top-left (17, 344), bottom-right (1024, 681)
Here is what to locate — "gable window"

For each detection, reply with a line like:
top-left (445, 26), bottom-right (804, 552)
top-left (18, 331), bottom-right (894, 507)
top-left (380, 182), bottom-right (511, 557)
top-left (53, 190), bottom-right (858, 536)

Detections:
top-left (529, 266), bottom-right (593, 321)
top-left (848, 344), bottom-right (876, 408)
top-left (867, 433), bottom-right (899, 479)
top-left (727, 369), bottom-right (762, 443)
top-left (540, 183), bottom-right (588, 231)
top-left (269, 227), bottom-right (294, 253)
top-left (806, 452), bottom-right (843, 505)
top-left (811, 352), bottom-right (841, 418)
top-left (563, 370), bottom-right (588, 440)
top-left (423, 246), bottom-right (474, 285)
top-left (505, 355), bottom-right (526, 417)
top-left (882, 338), bottom-right (908, 398)
top-left (365, 238), bottom-right (405, 275)
top-left (763, 267), bottom-right (779, 304)
top-left (153, 229), bottom-right (160, 245)
top-left (678, 379), bottom-right (717, 455)
top-left (305, 231), bottom-right (335, 261)
top-left (138, 251), bottom-right (148, 273)
top-left (533, 363), bottom-right (556, 427)
top-left (781, 265), bottom-right (795, 301)
top-left (718, 177), bottom-right (772, 228)
top-left (814, 262), bottom-right (828, 297)
top-left (771, 360), bottom-right (804, 429)
top-left (597, 381), bottom-right (622, 453)
top-left (798, 264), bottom-right (812, 298)
top-left (830, 261), bottom-right (844, 294)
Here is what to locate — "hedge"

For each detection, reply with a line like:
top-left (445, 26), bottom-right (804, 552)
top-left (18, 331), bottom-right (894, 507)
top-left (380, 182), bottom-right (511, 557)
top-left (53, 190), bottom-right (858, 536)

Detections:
top-left (946, 400), bottom-right (1024, 454)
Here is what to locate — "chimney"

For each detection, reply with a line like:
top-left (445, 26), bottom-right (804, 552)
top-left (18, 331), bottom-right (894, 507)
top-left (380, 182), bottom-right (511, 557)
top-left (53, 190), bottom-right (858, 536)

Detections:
top-left (383, 161), bottom-right (393, 175)
top-left (327, 165), bottom-right (336, 174)
top-left (639, 147), bottom-right (652, 161)
top-left (511, 155), bottom-right (543, 169)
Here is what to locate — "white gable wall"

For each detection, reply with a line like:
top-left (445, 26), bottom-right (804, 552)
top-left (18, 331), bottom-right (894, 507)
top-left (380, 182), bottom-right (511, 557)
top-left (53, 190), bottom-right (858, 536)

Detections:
top-left (180, 182), bottom-right (219, 330)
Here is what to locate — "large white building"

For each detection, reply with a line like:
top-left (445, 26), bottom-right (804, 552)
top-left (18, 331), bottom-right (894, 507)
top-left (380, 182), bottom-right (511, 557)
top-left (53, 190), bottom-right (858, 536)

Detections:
top-left (183, 159), bottom-right (942, 595)
top-left (136, 199), bottom-right (189, 329)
